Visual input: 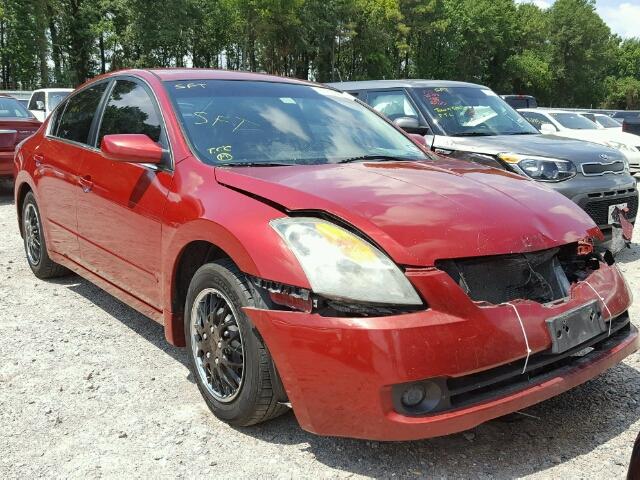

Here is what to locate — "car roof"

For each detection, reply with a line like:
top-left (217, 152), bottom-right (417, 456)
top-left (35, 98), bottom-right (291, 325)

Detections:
top-left (145, 68), bottom-right (319, 87)
top-left (326, 79), bottom-right (487, 90)
top-left (520, 109), bottom-right (576, 114)
top-left (32, 88), bottom-right (74, 93)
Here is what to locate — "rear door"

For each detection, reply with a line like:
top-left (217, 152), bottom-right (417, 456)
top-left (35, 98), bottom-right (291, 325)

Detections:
top-left (77, 77), bottom-right (173, 308)
top-left (36, 82), bottom-right (108, 261)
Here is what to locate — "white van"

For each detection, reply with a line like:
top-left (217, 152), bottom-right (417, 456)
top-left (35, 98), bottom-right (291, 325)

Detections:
top-left (28, 88), bottom-right (73, 121)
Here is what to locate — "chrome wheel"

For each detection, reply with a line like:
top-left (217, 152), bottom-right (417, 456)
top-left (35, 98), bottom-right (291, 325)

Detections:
top-left (23, 203), bottom-right (42, 266)
top-left (190, 288), bottom-right (245, 402)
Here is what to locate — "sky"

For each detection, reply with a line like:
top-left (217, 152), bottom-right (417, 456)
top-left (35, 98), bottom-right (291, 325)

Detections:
top-left (517, 0), bottom-right (640, 39)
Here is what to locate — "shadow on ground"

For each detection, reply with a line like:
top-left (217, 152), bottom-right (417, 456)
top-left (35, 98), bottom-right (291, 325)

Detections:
top-left (50, 274), bottom-right (189, 371)
top-left (616, 240), bottom-right (640, 265)
top-left (45, 271), bottom-right (640, 479)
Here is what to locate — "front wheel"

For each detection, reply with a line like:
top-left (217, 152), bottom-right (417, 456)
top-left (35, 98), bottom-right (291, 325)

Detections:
top-left (184, 260), bottom-right (288, 426)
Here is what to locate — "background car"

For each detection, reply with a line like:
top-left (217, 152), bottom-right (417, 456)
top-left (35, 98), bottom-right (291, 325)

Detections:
top-left (519, 109), bottom-right (640, 176)
top-left (579, 112), bottom-right (623, 130)
top-left (27, 88), bottom-right (73, 121)
top-left (329, 80), bottom-right (638, 246)
top-left (501, 94), bottom-right (538, 109)
top-left (13, 69), bottom-right (638, 441)
top-left (0, 94), bottom-right (41, 179)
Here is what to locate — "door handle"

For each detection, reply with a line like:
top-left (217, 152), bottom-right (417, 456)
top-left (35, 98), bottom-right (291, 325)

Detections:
top-left (79, 175), bottom-right (93, 193)
top-left (33, 153), bottom-right (44, 167)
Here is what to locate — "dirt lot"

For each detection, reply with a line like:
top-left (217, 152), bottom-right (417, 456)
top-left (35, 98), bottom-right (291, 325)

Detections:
top-left (1, 183), bottom-right (639, 480)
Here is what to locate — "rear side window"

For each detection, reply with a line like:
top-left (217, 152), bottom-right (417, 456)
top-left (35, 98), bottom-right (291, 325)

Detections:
top-left (28, 91), bottom-right (45, 111)
top-left (56, 83), bottom-right (107, 145)
top-left (97, 79), bottom-right (162, 146)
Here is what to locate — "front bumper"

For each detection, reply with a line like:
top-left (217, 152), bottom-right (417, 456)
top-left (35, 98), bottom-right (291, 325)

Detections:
top-left (546, 174), bottom-right (638, 232)
top-left (246, 263), bottom-right (636, 441)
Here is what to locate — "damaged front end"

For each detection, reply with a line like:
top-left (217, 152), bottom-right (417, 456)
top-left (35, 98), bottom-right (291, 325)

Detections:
top-left (435, 241), bottom-right (614, 306)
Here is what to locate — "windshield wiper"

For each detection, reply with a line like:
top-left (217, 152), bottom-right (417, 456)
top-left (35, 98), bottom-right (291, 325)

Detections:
top-left (336, 155), bottom-right (420, 164)
top-left (225, 161), bottom-right (295, 167)
top-left (501, 131), bottom-right (538, 135)
top-left (452, 132), bottom-right (493, 137)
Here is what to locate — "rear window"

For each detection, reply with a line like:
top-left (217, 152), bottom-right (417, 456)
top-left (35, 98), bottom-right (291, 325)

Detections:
top-left (595, 115), bottom-right (621, 128)
top-left (549, 112), bottom-right (598, 130)
top-left (503, 96), bottom-right (537, 109)
top-left (56, 83), bottom-right (107, 145)
top-left (0, 97), bottom-right (33, 118)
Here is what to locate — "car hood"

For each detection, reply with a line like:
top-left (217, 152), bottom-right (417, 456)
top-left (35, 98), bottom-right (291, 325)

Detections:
top-left (553, 129), bottom-right (640, 147)
top-left (432, 133), bottom-right (626, 164)
top-left (215, 159), bottom-right (601, 266)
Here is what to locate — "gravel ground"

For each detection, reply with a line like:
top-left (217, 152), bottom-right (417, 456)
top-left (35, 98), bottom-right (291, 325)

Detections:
top-left (1, 181), bottom-right (639, 480)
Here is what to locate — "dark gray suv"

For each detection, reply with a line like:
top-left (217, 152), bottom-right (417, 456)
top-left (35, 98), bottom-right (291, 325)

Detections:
top-left (328, 80), bottom-right (638, 246)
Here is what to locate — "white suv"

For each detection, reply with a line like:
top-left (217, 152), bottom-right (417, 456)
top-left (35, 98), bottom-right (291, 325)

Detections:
top-left (27, 88), bottom-right (73, 121)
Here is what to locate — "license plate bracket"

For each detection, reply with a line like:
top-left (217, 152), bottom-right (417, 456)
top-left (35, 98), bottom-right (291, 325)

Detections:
top-left (608, 202), bottom-right (628, 223)
top-left (546, 301), bottom-right (605, 354)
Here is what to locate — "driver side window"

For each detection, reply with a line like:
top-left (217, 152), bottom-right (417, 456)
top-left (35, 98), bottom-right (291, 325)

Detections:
top-left (97, 79), bottom-right (164, 148)
top-left (367, 90), bottom-right (418, 121)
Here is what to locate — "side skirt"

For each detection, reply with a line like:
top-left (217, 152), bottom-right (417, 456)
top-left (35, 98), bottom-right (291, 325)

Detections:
top-left (49, 250), bottom-right (165, 325)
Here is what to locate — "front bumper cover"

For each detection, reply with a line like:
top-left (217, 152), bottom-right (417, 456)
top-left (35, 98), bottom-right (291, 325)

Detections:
top-left (245, 263), bottom-right (636, 441)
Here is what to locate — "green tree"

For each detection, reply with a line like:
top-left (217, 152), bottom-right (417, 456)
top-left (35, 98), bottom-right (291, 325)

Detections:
top-left (546, 0), bottom-right (616, 107)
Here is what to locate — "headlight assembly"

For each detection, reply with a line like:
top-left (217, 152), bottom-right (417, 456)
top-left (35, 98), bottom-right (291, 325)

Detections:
top-left (270, 217), bottom-right (423, 305)
top-left (499, 153), bottom-right (577, 182)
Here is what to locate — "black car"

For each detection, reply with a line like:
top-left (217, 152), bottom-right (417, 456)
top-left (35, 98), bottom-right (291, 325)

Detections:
top-left (328, 80), bottom-right (638, 248)
top-left (501, 94), bottom-right (538, 109)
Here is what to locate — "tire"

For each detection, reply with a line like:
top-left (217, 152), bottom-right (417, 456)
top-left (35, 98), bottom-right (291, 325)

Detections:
top-left (21, 192), bottom-right (68, 279)
top-left (184, 259), bottom-right (288, 426)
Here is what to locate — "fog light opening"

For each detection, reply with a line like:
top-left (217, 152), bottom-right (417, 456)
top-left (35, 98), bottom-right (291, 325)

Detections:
top-left (401, 385), bottom-right (426, 407)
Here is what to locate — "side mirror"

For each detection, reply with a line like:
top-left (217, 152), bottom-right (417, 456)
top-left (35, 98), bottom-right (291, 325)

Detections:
top-left (393, 116), bottom-right (421, 130)
top-left (539, 123), bottom-right (556, 134)
top-left (100, 134), bottom-right (163, 164)
top-left (35, 100), bottom-right (45, 110)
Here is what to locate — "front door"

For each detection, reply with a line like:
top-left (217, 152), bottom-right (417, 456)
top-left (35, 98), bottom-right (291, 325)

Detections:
top-left (77, 78), bottom-right (172, 309)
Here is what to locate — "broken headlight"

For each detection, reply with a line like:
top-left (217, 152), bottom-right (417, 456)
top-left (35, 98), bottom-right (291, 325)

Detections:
top-left (270, 217), bottom-right (422, 305)
top-left (499, 153), bottom-right (577, 182)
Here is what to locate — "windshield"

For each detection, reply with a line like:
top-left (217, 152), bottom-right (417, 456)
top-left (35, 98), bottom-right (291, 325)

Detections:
top-left (165, 80), bottom-right (428, 166)
top-left (47, 91), bottom-right (70, 110)
top-left (0, 96), bottom-right (33, 118)
top-left (550, 112), bottom-right (599, 130)
top-left (595, 115), bottom-right (621, 128)
top-left (415, 87), bottom-right (539, 136)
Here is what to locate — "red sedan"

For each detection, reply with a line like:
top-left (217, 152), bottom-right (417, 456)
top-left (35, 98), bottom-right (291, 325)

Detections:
top-left (0, 94), bottom-right (41, 178)
top-left (13, 69), bottom-right (638, 441)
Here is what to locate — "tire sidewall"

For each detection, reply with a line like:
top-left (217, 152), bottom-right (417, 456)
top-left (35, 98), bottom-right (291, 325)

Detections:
top-left (22, 192), bottom-right (44, 272)
top-left (184, 262), bottom-right (263, 423)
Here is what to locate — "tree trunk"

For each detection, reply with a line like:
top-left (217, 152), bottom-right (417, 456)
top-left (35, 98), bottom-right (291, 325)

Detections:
top-left (99, 32), bottom-right (106, 74)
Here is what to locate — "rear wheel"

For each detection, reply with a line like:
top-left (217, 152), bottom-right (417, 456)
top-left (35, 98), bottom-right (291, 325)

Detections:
top-left (22, 192), bottom-right (67, 279)
top-left (184, 259), bottom-right (288, 426)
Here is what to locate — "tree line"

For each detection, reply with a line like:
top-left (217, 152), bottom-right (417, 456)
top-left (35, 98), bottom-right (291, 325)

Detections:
top-left (1, 0), bottom-right (639, 108)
